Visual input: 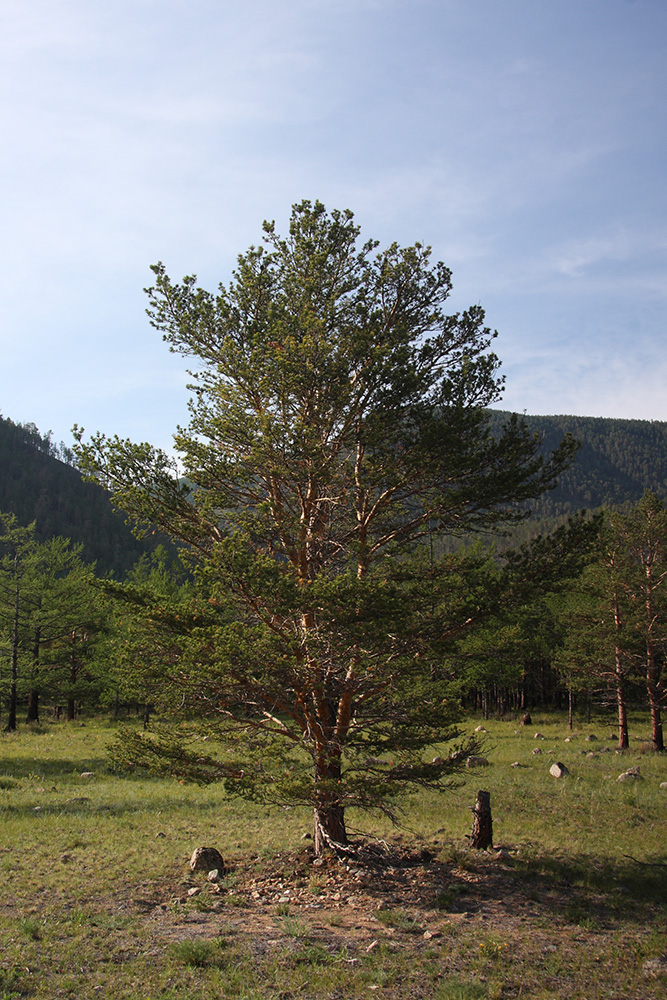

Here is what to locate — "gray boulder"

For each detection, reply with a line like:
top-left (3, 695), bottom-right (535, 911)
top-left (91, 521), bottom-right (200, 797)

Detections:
top-left (189, 846), bottom-right (226, 874)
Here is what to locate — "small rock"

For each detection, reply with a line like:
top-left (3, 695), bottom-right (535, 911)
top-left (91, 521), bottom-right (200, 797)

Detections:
top-left (660, 782), bottom-right (667, 789)
top-left (522, 714), bottom-right (532, 726)
top-left (534, 733), bottom-right (545, 740)
top-left (550, 762), bottom-right (569, 778)
top-left (495, 848), bottom-right (513, 861)
top-left (564, 737), bottom-right (572, 743)
top-left (423, 929), bottom-right (442, 939)
top-left (642, 955), bottom-right (667, 979)
top-left (301, 832), bottom-right (313, 840)
top-left (586, 752), bottom-right (598, 758)
top-left (187, 887), bottom-right (201, 897)
top-left (80, 772), bottom-right (95, 779)
top-left (474, 725), bottom-right (487, 732)
top-left (466, 756), bottom-right (490, 768)
top-left (617, 766), bottom-right (642, 782)
top-left (207, 869), bottom-right (221, 882)
top-left (532, 748), bottom-right (542, 755)
top-left (189, 846), bottom-right (226, 874)
top-left (155, 832), bottom-right (166, 838)
top-left (585, 734), bottom-right (598, 742)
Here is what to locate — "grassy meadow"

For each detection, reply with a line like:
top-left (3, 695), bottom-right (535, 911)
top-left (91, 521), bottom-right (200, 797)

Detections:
top-left (0, 711), bottom-right (666, 999)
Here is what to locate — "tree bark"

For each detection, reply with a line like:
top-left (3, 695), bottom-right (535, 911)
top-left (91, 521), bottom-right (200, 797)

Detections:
top-left (615, 647), bottom-right (629, 749)
top-left (568, 685), bottom-right (574, 731)
top-left (470, 790), bottom-right (493, 850)
top-left (313, 803), bottom-right (348, 855)
top-left (646, 649), bottom-right (664, 751)
top-left (26, 690), bottom-right (39, 724)
top-left (26, 628), bottom-right (41, 724)
top-left (5, 566), bottom-right (19, 733)
top-left (312, 752), bottom-right (348, 855)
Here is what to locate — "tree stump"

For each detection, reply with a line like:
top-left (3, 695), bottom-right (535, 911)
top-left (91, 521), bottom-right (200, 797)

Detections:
top-left (470, 790), bottom-right (493, 849)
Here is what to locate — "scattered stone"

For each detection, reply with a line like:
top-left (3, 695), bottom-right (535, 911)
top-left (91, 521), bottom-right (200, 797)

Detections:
top-left (301, 832), bottom-right (313, 840)
top-left (522, 714), bottom-right (532, 726)
top-left (80, 772), bottom-right (95, 779)
top-left (510, 761), bottom-right (525, 767)
top-left (549, 762), bottom-right (569, 778)
top-left (564, 737), bottom-right (573, 743)
top-left (189, 846), bottom-right (226, 874)
top-left (586, 752), bottom-right (599, 758)
top-left (660, 782), bottom-right (667, 789)
top-left (617, 766), bottom-right (642, 782)
top-left (474, 725), bottom-right (488, 732)
top-left (585, 734), bottom-right (598, 742)
top-left (207, 869), bottom-right (221, 882)
top-left (642, 955), bottom-right (667, 979)
top-left (532, 748), bottom-right (542, 755)
top-left (155, 832), bottom-right (166, 838)
top-left (466, 756), bottom-right (490, 768)
top-left (495, 848), bottom-right (512, 861)
top-left (423, 929), bottom-right (443, 939)
top-left (534, 733), bottom-right (545, 740)
top-left (187, 887), bottom-right (201, 897)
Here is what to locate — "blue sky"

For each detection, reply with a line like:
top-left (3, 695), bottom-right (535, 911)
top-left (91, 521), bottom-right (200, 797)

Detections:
top-left (1, 0), bottom-right (666, 453)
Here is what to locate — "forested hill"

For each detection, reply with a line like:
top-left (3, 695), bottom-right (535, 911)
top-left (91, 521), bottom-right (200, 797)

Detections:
top-left (489, 411), bottom-right (667, 517)
top-left (3, 410), bottom-right (666, 572)
top-left (0, 415), bottom-right (162, 576)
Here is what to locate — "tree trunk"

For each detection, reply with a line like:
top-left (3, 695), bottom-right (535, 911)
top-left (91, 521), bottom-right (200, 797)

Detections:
top-left (646, 650), bottom-right (664, 751)
top-left (568, 685), bottom-right (574, 731)
top-left (26, 628), bottom-right (41, 724)
top-left (67, 697), bottom-right (76, 721)
top-left (470, 790), bottom-right (493, 850)
top-left (615, 648), bottom-right (629, 749)
top-left (26, 690), bottom-right (39, 724)
top-left (312, 753), bottom-right (348, 855)
top-left (5, 568), bottom-right (20, 733)
top-left (313, 803), bottom-right (348, 855)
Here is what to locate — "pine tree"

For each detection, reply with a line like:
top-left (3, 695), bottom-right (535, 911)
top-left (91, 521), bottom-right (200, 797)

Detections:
top-left (75, 200), bottom-right (577, 850)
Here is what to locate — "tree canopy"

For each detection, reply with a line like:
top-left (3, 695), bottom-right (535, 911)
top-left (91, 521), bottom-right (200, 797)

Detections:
top-left (75, 200), bottom-right (578, 852)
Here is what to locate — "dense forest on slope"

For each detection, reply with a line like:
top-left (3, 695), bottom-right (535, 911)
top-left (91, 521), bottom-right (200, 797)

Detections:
top-left (0, 415), bottom-right (162, 576)
top-left (2, 410), bottom-right (667, 577)
top-left (489, 411), bottom-right (667, 517)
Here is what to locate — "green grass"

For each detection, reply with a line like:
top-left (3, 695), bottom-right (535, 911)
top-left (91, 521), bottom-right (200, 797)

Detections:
top-left (0, 711), bottom-right (665, 999)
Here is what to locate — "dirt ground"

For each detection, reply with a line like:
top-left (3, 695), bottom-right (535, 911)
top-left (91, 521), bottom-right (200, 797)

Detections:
top-left (136, 837), bottom-right (667, 997)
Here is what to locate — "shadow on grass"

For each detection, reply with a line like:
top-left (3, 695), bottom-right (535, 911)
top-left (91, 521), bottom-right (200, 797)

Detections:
top-left (434, 847), bottom-right (667, 931)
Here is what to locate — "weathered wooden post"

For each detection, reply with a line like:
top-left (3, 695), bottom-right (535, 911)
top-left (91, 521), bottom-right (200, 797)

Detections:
top-left (470, 790), bottom-right (493, 849)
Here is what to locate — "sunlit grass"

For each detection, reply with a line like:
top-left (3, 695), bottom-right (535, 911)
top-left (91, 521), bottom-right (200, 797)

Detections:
top-left (0, 711), bottom-right (665, 999)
